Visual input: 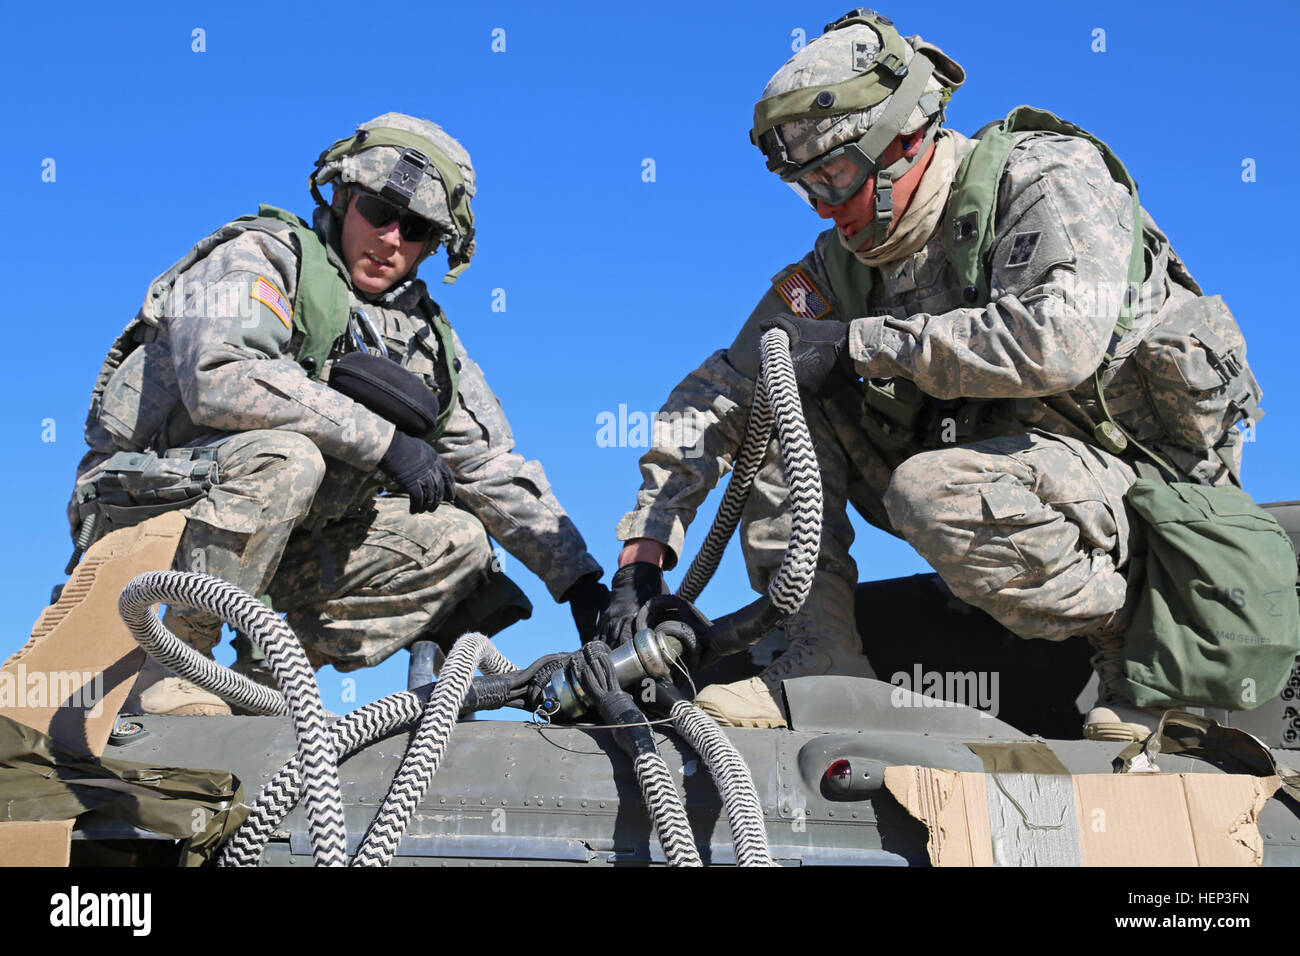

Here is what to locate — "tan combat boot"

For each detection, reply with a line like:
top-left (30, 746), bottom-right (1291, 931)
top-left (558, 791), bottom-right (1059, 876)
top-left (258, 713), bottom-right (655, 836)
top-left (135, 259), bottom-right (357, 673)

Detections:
top-left (126, 608), bottom-right (231, 717)
top-left (694, 620), bottom-right (876, 729)
top-left (1082, 630), bottom-right (1178, 741)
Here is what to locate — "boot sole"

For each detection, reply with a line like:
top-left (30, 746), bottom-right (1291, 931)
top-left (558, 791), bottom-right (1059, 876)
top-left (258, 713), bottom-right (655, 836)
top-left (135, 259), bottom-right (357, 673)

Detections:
top-left (1082, 720), bottom-right (1149, 742)
top-left (695, 703), bottom-right (788, 730)
top-left (152, 704), bottom-right (232, 717)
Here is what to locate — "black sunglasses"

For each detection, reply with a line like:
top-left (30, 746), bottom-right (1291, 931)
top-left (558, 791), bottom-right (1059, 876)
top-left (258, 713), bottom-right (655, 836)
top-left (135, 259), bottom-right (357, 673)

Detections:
top-left (352, 190), bottom-right (441, 244)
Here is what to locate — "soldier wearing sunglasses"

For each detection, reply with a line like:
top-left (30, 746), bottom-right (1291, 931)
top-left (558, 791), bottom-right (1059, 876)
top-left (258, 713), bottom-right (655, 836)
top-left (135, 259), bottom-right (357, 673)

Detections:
top-left (69, 113), bottom-right (607, 715)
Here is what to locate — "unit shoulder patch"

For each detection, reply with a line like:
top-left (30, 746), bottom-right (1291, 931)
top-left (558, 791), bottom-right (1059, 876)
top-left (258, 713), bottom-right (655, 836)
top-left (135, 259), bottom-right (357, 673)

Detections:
top-left (1005, 231), bottom-right (1041, 268)
top-left (774, 267), bottom-right (832, 319)
top-left (250, 276), bottom-right (292, 329)
top-left (993, 192), bottom-right (1074, 287)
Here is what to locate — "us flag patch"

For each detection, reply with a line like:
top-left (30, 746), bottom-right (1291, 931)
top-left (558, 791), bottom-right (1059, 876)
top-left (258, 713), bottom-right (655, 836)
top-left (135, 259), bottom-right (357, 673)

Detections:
top-left (774, 268), bottom-right (831, 319)
top-left (251, 276), bottom-right (292, 329)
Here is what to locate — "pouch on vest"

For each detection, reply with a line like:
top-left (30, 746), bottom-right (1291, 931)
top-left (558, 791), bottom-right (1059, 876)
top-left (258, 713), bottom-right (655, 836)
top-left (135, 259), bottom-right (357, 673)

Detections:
top-left (1121, 479), bottom-right (1300, 710)
top-left (1126, 295), bottom-right (1262, 457)
top-left (66, 446), bottom-right (221, 572)
top-left (74, 448), bottom-right (220, 533)
top-left (329, 350), bottom-right (440, 437)
top-left (90, 324), bottom-right (180, 453)
top-left (860, 378), bottom-right (923, 452)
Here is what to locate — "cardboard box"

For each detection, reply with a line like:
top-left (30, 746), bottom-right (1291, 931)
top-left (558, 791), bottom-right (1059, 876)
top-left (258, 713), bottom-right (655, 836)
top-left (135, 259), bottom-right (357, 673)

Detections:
top-left (0, 820), bottom-right (74, 867)
top-left (885, 764), bottom-right (1279, 866)
top-left (0, 513), bottom-right (184, 757)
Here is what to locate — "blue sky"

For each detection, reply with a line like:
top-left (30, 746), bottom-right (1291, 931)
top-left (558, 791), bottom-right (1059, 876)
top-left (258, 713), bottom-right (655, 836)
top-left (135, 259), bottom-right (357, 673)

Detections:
top-left (2, 0), bottom-right (1297, 717)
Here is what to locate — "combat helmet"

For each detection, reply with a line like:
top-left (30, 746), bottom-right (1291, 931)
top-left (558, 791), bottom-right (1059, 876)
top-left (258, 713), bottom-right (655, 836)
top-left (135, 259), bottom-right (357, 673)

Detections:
top-left (310, 112), bottom-right (477, 283)
top-left (750, 9), bottom-right (965, 250)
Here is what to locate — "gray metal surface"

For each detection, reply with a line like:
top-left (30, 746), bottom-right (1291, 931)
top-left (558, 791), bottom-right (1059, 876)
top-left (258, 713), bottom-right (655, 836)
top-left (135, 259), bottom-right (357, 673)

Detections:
top-left (100, 675), bottom-right (1300, 866)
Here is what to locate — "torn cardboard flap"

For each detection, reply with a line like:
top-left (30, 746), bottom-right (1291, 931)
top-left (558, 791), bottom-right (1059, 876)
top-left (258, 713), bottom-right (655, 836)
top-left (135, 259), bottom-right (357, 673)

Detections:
top-left (0, 819), bottom-right (74, 867)
top-left (0, 512), bottom-right (184, 758)
top-left (885, 765), bottom-right (1280, 867)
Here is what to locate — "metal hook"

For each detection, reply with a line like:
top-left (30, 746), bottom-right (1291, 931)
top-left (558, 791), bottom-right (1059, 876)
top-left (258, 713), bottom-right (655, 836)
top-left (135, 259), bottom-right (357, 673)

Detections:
top-left (348, 308), bottom-right (389, 358)
top-left (531, 698), bottom-right (559, 727)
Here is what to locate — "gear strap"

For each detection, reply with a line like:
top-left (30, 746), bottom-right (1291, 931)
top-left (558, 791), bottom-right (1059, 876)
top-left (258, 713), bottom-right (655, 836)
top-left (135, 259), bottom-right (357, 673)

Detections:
top-left (244, 205), bottom-right (351, 382)
top-left (944, 105), bottom-right (1144, 326)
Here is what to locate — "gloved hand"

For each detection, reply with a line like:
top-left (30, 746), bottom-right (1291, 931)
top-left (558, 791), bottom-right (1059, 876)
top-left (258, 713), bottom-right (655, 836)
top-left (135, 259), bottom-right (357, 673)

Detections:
top-left (595, 562), bottom-right (666, 648)
top-left (379, 431), bottom-right (456, 514)
top-left (760, 312), bottom-right (852, 395)
top-left (633, 594), bottom-right (712, 673)
top-left (569, 642), bottom-right (651, 758)
top-left (562, 573), bottom-right (610, 644)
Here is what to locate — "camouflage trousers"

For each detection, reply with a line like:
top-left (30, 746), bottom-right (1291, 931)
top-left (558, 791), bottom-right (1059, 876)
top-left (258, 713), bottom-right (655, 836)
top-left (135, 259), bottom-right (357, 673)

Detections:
top-left (882, 432), bottom-right (1138, 642)
top-left (738, 387), bottom-right (1139, 648)
top-left (169, 430), bottom-right (494, 669)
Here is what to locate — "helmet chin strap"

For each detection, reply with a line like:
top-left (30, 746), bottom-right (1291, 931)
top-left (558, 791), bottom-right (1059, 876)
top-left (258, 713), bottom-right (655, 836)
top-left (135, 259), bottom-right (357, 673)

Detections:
top-left (844, 120), bottom-right (939, 253)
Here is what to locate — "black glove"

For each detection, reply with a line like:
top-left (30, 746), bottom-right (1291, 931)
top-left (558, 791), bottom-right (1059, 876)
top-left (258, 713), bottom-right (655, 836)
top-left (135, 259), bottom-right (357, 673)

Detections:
top-left (562, 573), bottom-right (610, 644)
top-left (634, 594), bottom-right (712, 673)
top-left (595, 562), bottom-right (666, 648)
top-left (571, 640), bottom-right (620, 701)
top-left (379, 431), bottom-right (456, 514)
top-left (569, 642), bottom-right (655, 758)
top-left (760, 312), bottom-right (851, 395)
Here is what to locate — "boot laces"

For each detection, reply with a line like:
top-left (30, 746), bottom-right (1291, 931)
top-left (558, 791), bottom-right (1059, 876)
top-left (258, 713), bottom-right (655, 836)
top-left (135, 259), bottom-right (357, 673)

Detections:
top-left (760, 634), bottom-right (819, 685)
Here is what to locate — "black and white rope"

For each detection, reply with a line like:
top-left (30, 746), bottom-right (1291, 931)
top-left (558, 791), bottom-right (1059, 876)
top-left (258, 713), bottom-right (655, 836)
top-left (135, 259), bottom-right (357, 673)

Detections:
top-left (350, 631), bottom-right (496, 867)
top-left (675, 328), bottom-right (821, 618)
top-left (669, 699), bottom-right (772, 866)
top-left (117, 573), bottom-right (288, 716)
top-left (677, 378), bottom-right (773, 603)
top-left (632, 751), bottom-right (702, 867)
top-left (119, 571), bottom-right (347, 867)
top-left (758, 327), bottom-right (823, 616)
top-left (218, 688), bottom-right (425, 866)
top-left (221, 640), bottom-right (514, 867)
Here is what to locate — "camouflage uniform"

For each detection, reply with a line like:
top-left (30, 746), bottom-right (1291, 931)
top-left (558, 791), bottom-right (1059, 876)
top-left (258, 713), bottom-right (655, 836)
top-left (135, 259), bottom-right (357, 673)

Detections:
top-left (73, 203), bottom-right (601, 670)
top-left (618, 128), bottom-right (1224, 654)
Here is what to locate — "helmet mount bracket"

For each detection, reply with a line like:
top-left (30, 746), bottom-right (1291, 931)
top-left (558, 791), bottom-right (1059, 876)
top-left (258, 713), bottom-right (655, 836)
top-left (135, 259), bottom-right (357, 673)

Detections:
top-left (380, 148), bottom-right (430, 209)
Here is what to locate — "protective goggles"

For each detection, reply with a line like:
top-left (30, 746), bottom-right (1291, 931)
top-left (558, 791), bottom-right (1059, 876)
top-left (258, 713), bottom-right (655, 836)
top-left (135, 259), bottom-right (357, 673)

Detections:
top-left (352, 188), bottom-right (442, 244)
top-left (784, 140), bottom-right (881, 208)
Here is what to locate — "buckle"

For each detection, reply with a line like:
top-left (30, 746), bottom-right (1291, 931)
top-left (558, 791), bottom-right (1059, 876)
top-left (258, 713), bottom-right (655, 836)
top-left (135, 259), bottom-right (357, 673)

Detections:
top-left (449, 225), bottom-right (476, 265)
top-left (757, 126), bottom-right (798, 174)
top-left (878, 51), bottom-right (907, 77)
top-left (952, 212), bottom-right (979, 245)
top-left (1206, 349), bottom-right (1242, 382)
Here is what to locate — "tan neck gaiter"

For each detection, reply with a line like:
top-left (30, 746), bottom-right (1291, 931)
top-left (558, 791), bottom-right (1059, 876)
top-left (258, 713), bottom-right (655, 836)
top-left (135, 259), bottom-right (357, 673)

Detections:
top-left (842, 129), bottom-right (959, 267)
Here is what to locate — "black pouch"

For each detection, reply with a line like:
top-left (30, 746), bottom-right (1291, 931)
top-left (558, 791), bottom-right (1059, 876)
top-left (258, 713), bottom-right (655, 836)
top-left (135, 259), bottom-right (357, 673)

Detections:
top-left (330, 351), bottom-right (440, 437)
